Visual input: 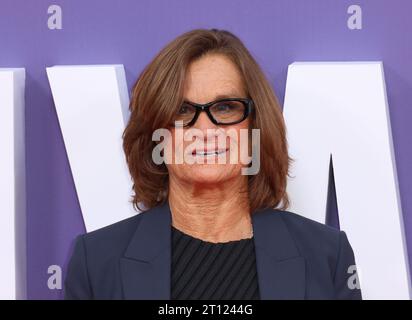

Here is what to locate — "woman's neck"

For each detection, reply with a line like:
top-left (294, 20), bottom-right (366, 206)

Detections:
top-left (168, 175), bottom-right (253, 243)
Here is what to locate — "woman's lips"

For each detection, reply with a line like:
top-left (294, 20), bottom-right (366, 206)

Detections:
top-left (191, 148), bottom-right (229, 156)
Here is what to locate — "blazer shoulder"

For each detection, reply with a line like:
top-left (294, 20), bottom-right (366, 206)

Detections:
top-left (65, 211), bottom-right (151, 299)
top-left (276, 209), bottom-right (342, 257)
top-left (273, 209), bottom-right (362, 299)
top-left (279, 209), bottom-right (340, 236)
top-left (79, 210), bottom-right (148, 261)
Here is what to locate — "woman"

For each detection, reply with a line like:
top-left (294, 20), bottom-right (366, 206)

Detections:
top-left (65, 29), bottom-right (362, 300)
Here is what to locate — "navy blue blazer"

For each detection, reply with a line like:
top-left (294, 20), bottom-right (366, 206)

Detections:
top-left (65, 201), bottom-right (362, 300)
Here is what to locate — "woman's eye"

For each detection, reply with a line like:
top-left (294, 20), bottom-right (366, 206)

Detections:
top-left (215, 103), bottom-right (232, 112)
top-left (178, 105), bottom-right (190, 114)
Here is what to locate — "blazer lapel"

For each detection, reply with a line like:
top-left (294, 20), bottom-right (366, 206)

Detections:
top-left (252, 208), bottom-right (306, 299)
top-left (120, 201), bottom-right (171, 299)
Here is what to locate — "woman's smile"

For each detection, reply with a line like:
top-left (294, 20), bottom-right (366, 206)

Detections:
top-left (191, 147), bottom-right (229, 157)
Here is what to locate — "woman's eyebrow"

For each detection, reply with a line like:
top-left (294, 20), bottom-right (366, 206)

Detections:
top-left (184, 92), bottom-right (244, 103)
top-left (213, 93), bottom-right (243, 100)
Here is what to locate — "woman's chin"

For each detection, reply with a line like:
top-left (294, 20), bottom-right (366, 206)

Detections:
top-left (182, 164), bottom-right (240, 185)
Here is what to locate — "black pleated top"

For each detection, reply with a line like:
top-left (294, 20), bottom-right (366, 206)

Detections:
top-left (171, 225), bottom-right (260, 300)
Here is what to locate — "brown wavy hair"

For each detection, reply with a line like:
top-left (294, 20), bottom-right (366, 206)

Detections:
top-left (122, 28), bottom-right (292, 213)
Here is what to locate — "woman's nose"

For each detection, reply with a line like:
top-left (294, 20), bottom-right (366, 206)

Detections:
top-left (193, 112), bottom-right (217, 130)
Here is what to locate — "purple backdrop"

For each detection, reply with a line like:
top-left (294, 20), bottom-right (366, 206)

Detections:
top-left (1, 0), bottom-right (411, 299)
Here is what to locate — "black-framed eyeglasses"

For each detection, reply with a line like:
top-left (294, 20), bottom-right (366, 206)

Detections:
top-left (173, 97), bottom-right (254, 127)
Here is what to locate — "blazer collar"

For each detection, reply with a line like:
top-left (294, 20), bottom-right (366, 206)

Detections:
top-left (120, 200), bottom-right (305, 299)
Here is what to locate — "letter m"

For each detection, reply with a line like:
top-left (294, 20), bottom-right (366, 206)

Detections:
top-left (283, 62), bottom-right (411, 299)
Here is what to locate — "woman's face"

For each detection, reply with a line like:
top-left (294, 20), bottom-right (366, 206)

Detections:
top-left (165, 53), bottom-right (250, 187)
